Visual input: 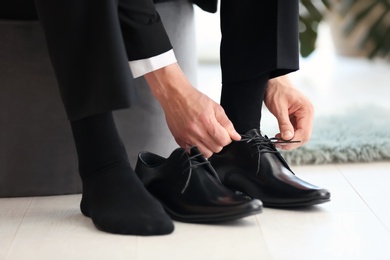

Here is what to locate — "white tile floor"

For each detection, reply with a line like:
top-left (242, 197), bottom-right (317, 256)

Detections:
top-left (2, 25), bottom-right (390, 260)
top-left (1, 163), bottom-right (390, 260)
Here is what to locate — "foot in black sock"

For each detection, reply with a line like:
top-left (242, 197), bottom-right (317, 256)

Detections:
top-left (71, 113), bottom-right (174, 235)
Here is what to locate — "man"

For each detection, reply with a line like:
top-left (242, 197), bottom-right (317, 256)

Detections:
top-left (3, 0), bottom-right (329, 235)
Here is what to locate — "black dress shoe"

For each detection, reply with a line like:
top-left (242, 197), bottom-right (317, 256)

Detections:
top-left (209, 129), bottom-right (331, 208)
top-left (135, 147), bottom-right (262, 223)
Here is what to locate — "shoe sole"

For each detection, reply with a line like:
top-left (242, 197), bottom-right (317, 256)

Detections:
top-left (160, 200), bottom-right (263, 223)
top-left (262, 198), bottom-right (331, 208)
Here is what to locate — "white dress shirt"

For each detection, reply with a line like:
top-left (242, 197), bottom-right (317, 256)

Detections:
top-left (129, 49), bottom-right (177, 78)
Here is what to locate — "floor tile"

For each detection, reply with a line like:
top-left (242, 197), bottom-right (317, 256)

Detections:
top-left (256, 164), bottom-right (390, 259)
top-left (136, 216), bottom-right (270, 260)
top-left (337, 163), bottom-right (390, 231)
top-left (5, 195), bottom-right (137, 260)
top-left (0, 197), bottom-right (32, 259)
top-left (257, 209), bottom-right (390, 260)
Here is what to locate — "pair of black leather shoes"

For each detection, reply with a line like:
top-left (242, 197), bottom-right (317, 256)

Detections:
top-left (209, 129), bottom-right (331, 208)
top-left (135, 129), bottom-right (331, 223)
top-left (135, 146), bottom-right (263, 223)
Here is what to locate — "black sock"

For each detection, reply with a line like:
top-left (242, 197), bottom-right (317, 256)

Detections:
top-left (70, 112), bottom-right (174, 235)
top-left (220, 73), bottom-right (270, 134)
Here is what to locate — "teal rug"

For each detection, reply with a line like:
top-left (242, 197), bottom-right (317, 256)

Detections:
top-left (263, 106), bottom-right (390, 165)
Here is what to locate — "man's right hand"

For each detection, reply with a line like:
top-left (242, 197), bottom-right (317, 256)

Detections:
top-left (144, 63), bottom-right (241, 158)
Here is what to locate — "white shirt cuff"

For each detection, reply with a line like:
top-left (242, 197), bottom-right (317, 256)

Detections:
top-left (129, 49), bottom-right (177, 78)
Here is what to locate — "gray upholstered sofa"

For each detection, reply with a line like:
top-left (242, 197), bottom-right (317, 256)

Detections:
top-left (0, 0), bottom-right (197, 197)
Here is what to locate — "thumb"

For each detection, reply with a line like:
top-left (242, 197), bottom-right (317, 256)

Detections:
top-left (215, 107), bottom-right (241, 141)
top-left (224, 120), bottom-right (241, 141)
top-left (277, 113), bottom-right (294, 141)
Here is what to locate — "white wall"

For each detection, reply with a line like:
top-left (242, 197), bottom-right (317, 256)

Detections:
top-left (194, 6), bottom-right (221, 63)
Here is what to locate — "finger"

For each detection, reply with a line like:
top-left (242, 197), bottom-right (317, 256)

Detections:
top-left (280, 129), bottom-right (305, 150)
top-left (215, 106), bottom-right (241, 141)
top-left (280, 114), bottom-right (312, 150)
top-left (195, 141), bottom-right (213, 158)
top-left (174, 139), bottom-right (191, 155)
top-left (277, 111), bottom-right (295, 141)
top-left (196, 132), bottom-right (224, 154)
top-left (206, 117), bottom-right (232, 148)
top-left (273, 133), bottom-right (283, 149)
top-left (289, 107), bottom-right (313, 146)
top-left (184, 125), bottom-right (223, 155)
top-left (178, 133), bottom-right (214, 157)
top-left (273, 132), bottom-right (298, 150)
top-left (296, 113), bottom-right (313, 144)
top-left (175, 138), bottom-right (187, 149)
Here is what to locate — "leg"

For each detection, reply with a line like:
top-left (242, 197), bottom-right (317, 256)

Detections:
top-left (34, 0), bottom-right (174, 235)
top-left (210, 0), bottom-right (330, 208)
top-left (70, 112), bottom-right (173, 235)
top-left (220, 73), bottom-right (270, 134)
top-left (220, 0), bottom-right (299, 84)
top-left (219, 0), bottom-right (299, 133)
top-left (34, 0), bottom-right (135, 121)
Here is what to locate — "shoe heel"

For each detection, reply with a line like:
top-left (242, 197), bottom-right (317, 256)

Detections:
top-left (80, 196), bottom-right (91, 218)
top-left (135, 151), bottom-right (166, 186)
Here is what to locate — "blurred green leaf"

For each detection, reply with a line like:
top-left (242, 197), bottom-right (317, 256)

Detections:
top-left (299, 0), bottom-right (390, 59)
top-left (299, 0), bottom-right (325, 57)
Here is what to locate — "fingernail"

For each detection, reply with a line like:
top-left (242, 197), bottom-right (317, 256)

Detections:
top-left (233, 131), bottom-right (241, 140)
top-left (282, 131), bottom-right (293, 140)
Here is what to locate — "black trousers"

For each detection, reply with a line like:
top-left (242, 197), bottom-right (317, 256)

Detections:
top-left (1, 0), bottom-right (299, 120)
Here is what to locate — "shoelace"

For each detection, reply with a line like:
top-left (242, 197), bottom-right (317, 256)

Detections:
top-left (179, 148), bottom-right (219, 194)
top-left (240, 134), bottom-right (300, 174)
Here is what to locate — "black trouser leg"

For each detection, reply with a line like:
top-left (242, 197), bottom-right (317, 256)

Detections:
top-left (34, 0), bottom-right (134, 120)
top-left (30, 0), bottom-right (175, 235)
top-left (219, 0), bottom-right (299, 132)
top-left (220, 0), bottom-right (299, 84)
top-left (221, 73), bottom-right (270, 134)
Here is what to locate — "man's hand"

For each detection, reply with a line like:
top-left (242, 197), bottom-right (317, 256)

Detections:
top-left (265, 75), bottom-right (314, 150)
top-left (144, 63), bottom-right (241, 158)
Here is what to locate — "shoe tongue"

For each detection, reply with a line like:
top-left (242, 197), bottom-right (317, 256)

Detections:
top-left (244, 128), bottom-right (262, 138)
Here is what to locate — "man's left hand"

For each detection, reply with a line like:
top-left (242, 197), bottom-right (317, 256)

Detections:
top-left (264, 75), bottom-right (314, 150)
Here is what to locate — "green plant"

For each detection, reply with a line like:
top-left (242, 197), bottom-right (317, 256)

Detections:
top-left (338, 0), bottom-right (390, 58)
top-left (299, 0), bottom-right (328, 57)
top-left (299, 0), bottom-right (390, 59)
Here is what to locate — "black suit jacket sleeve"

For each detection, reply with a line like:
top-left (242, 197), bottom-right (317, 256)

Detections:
top-left (119, 0), bottom-right (173, 61)
top-left (35, 0), bottom-right (172, 120)
top-left (154, 0), bottom-right (218, 13)
top-left (192, 0), bottom-right (218, 13)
